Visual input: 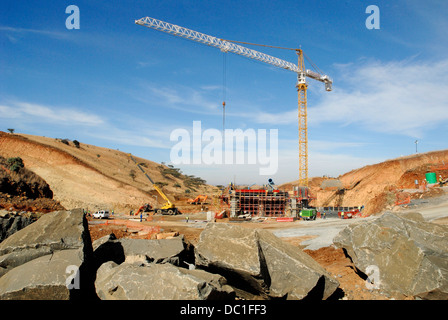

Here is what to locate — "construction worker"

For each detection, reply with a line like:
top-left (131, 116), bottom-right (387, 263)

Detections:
top-left (422, 179), bottom-right (427, 191)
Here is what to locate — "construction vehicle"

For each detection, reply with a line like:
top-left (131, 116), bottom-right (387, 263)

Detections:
top-left (135, 203), bottom-right (153, 216)
top-left (439, 175), bottom-right (448, 186)
top-left (299, 208), bottom-right (317, 220)
top-left (128, 154), bottom-right (179, 215)
top-left (93, 210), bottom-right (110, 219)
top-left (187, 195), bottom-right (208, 205)
top-left (135, 17), bottom-right (332, 188)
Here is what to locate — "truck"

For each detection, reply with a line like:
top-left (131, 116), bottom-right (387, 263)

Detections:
top-left (93, 210), bottom-right (110, 219)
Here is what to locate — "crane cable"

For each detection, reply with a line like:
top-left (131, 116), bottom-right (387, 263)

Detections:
top-left (222, 51), bottom-right (227, 134)
top-left (220, 38), bottom-right (298, 51)
top-left (222, 38), bottom-right (328, 77)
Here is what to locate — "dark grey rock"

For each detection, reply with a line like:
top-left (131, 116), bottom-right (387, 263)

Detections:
top-left (333, 211), bottom-right (448, 299)
top-left (95, 261), bottom-right (235, 300)
top-left (0, 209), bottom-right (96, 300)
top-left (195, 223), bottom-right (339, 300)
top-left (0, 249), bottom-right (83, 299)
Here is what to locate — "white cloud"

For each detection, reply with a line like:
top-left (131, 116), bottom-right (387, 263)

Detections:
top-left (0, 99), bottom-right (179, 149)
top-left (13, 102), bottom-right (104, 126)
top-left (243, 58), bottom-right (448, 138)
top-left (87, 128), bottom-right (170, 149)
top-left (0, 26), bottom-right (68, 41)
top-left (131, 82), bottom-right (221, 114)
top-left (252, 109), bottom-right (297, 125)
top-left (0, 105), bottom-right (21, 118)
top-left (1, 101), bottom-right (104, 126)
top-left (309, 58), bottom-right (448, 137)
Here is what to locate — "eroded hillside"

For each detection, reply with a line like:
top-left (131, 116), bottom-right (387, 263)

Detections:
top-left (0, 132), bottom-right (216, 213)
top-left (281, 149), bottom-right (448, 215)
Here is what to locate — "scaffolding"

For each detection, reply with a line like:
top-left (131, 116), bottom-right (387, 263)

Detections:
top-left (220, 186), bottom-right (314, 218)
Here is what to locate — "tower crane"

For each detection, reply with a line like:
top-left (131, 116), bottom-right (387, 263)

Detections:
top-left (135, 17), bottom-right (332, 187)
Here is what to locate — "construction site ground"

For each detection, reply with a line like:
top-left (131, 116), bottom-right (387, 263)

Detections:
top-left (88, 187), bottom-right (448, 300)
top-left (3, 132), bottom-right (448, 300)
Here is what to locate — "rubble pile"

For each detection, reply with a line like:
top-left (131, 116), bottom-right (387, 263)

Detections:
top-left (0, 208), bottom-right (447, 300)
top-left (0, 209), bottom-right (341, 300)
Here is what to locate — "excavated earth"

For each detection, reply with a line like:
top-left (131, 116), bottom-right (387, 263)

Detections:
top-left (0, 132), bottom-right (216, 214)
top-left (281, 149), bottom-right (448, 216)
top-left (2, 131), bottom-right (448, 300)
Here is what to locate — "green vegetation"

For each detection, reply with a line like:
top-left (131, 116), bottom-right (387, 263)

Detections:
top-left (129, 169), bottom-right (136, 181)
top-left (184, 175), bottom-right (206, 190)
top-left (7, 157), bottom-right (24, 172)
top-left (161, 166), bottom-right (182, 179)
top-left (156, 163), bottom-right (207, 191)
top-left (155, 181), bottom-right (168, 188)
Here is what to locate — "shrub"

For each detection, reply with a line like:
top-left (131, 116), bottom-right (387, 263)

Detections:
top-left (161, 167), bottom-right (182, 178)
top-left (155, 182), bottom-right (168, 188)
top-left (7, 157), bottom-right (24, 172)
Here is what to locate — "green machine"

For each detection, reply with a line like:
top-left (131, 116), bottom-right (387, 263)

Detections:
top-left (299, 208), bottom-right (317, 220)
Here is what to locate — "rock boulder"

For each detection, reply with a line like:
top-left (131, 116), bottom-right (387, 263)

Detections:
top-left (195, 223), bottom-right (339, 299)
top-left (0, 209), bottom-right (96, 299)
top-left (0, 211), bottom-right (35, 242)
top-left (95, 261), bottom-right (235, 300)
top-left (0, 249), bottom-right (85, 299)
top-left (333, 211), bottom-right (448, 299)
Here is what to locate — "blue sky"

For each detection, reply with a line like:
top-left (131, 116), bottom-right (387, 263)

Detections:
top-left (1, 1), bottom-right (447, 185)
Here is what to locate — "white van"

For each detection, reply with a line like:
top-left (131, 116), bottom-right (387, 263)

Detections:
top-left (93, 210), bottom-right (110, 219)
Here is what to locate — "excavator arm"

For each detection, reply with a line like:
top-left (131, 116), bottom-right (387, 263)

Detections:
top-left (152, 184), bottom-right (175, 209)
top-left (128, 154), bottom-right (177, 214)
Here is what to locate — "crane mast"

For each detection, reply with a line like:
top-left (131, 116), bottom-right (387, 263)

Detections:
top-left (135, 16), bottom-right (332, 187)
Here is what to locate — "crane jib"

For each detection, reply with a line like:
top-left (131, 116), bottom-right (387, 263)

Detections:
top-left (135, 17), bottom-right (332, 90)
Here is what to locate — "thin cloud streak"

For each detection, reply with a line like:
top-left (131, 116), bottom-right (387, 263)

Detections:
top-left (241, 58), bottom-right (448, 138)
top-left (1, 101), bottom-right (104, 126)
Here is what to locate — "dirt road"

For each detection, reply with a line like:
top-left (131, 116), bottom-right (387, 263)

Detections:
top-left (273, 189), bottom-right (448, 250)
top-left (272, 216), bottom-right (375, 250)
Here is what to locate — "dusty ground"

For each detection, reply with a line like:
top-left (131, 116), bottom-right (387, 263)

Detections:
top-left (3, 131), bottom-right (447, 300)
top-left (0, 192), bottom-right (64, 213)
top-left (89, 187), bottom-right (448, 301)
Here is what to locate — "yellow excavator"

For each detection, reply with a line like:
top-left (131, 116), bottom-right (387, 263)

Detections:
top-left (128, 154), bottom-right (179, 215)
